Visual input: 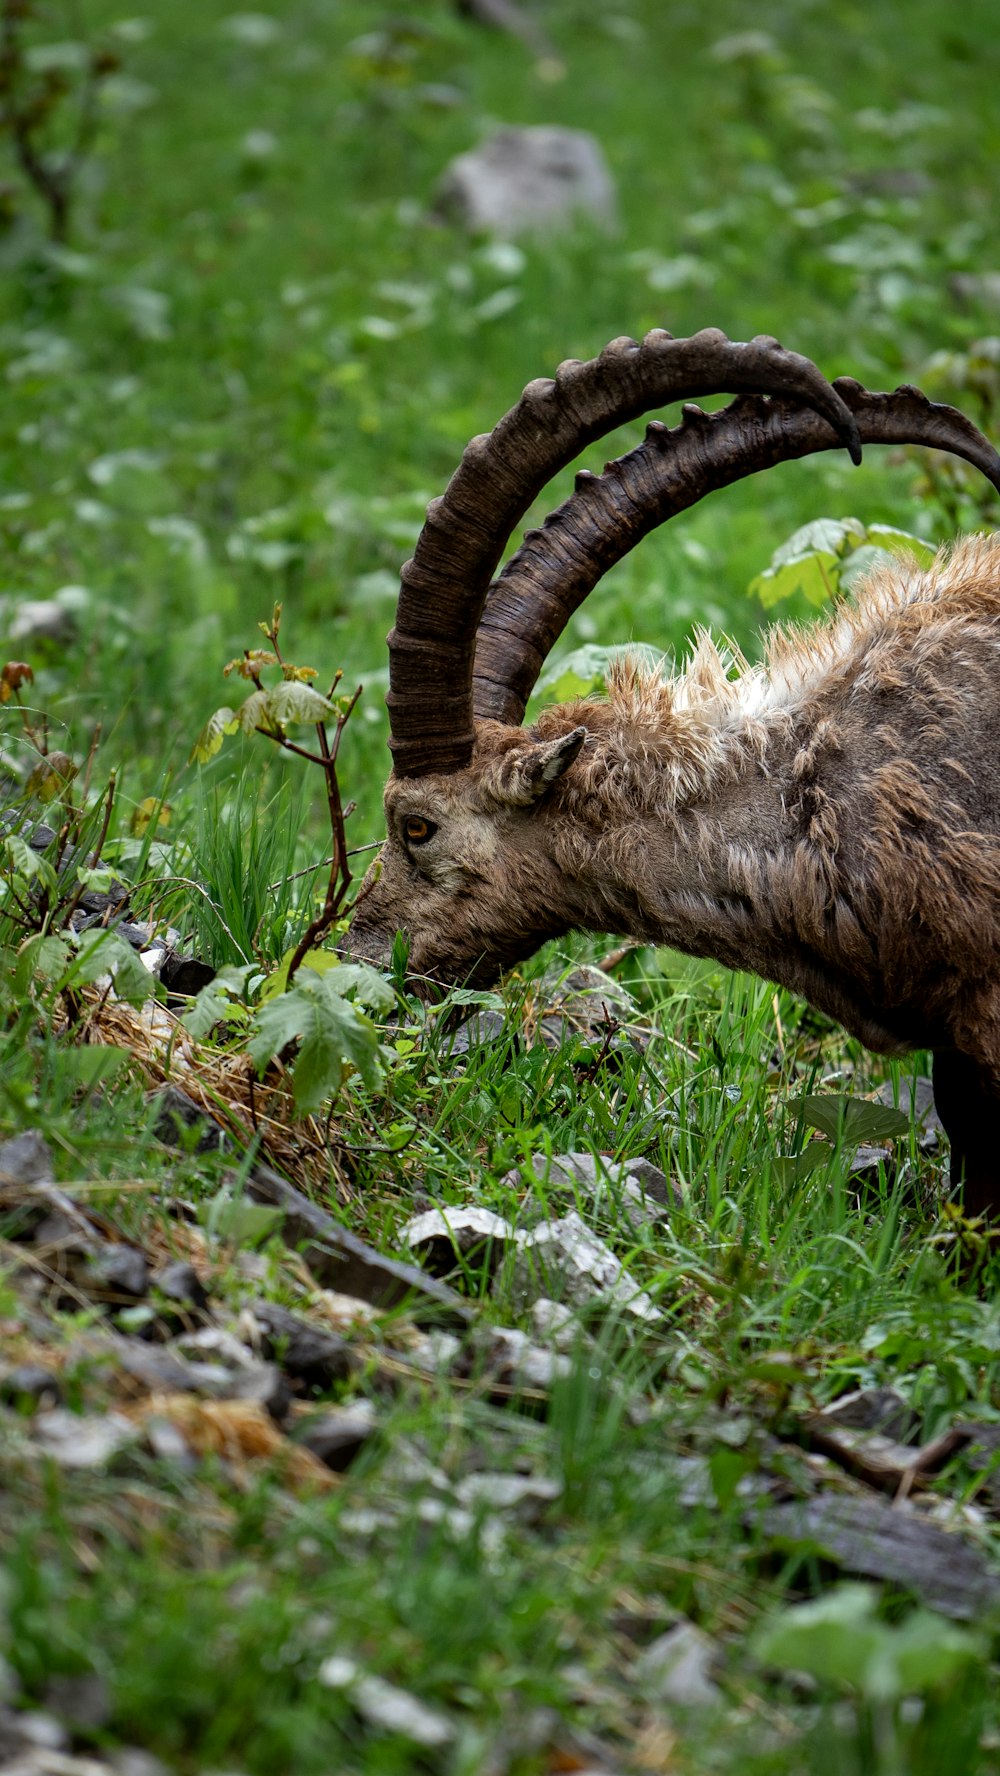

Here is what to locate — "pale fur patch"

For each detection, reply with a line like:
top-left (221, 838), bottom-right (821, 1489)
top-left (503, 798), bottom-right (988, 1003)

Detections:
top-left (602, 533), bottom-right (1000, 806)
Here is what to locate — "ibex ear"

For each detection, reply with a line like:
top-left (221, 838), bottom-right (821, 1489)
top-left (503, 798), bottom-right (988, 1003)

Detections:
top-left (502, 727), bottom-right (588, 806)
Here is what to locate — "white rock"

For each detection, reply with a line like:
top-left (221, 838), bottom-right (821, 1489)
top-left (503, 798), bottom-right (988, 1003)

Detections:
top-left (434, 126), bottom-right (617, 237)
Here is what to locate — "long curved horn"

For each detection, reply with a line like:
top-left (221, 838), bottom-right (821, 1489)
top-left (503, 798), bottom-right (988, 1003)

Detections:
top-left (471, 380), bottom-right (1000, 724)
top-left (387, 329), bottom-right (863, 777)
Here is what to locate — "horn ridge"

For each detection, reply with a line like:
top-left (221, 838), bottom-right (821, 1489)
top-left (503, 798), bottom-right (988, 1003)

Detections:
top-left (471, 385), bottom-right (1000, 726)
top-left (388, 330), bottom-right (864, 775)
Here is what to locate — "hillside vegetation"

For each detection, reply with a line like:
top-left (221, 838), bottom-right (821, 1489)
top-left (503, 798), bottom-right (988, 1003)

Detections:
top-left (1, 2), bottom-right (1000, 1772)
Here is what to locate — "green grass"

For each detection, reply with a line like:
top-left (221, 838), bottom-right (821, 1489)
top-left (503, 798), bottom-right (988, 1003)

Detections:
top-left (2, 0), bottom-right (1000, 1770)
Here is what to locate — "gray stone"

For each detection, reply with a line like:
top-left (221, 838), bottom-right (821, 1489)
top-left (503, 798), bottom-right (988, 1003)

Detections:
top-left (43, 1673), bottom-right (111, 1731)
top-left (513, 1211), bottom-right (660, 1321)
top-left (110, 1751), bottom-right (175, 1776)
top-left (402, 1206), bottom-right (516, 1277)
top-left (0, 1129), bottom-right (55, 1187)
top-left (83, 1243), bottom-right (149, 1298)
top-left (32, 1408), bottom-right (138, 1468)
top-left (454, 1471), bottom-right (562, 1517)
top-left (297, 1402), bottom-right (378, 1471)
top-left (439, 1008), bottom-right (508, 1057)
top-left (7, 598), bottom-right (76, 644)
top-left (246, 1300), bottom-right (359, 1390)
top-left (517, 1150), bottom-right (676, 1226)
top-left (0, 1364), bottom-right (62, 1410)
top-left (317, 1659), bottom-right (455, 1748)
top-left (635, 1620), bottom-right (722, 1708)
top-left (475, 1325), bottom-right (573, 1391)
top-left (874, 1074), bottom-right (943, 1153)
top-left (434, 126), bottom-right (617, 238)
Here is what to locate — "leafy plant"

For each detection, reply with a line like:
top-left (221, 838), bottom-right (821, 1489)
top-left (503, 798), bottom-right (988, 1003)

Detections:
top-left (193, 605), bottom-right (363, 985)
top-left (749, 518), bottom-right (937, 610)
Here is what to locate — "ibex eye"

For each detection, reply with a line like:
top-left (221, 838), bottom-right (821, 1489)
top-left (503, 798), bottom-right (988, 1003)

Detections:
top-left (403, 816), bottom-right (435, 844)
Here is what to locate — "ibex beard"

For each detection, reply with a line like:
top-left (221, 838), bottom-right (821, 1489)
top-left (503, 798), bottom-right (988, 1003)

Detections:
top-left (348, 535), bottom-right (1000, 1209)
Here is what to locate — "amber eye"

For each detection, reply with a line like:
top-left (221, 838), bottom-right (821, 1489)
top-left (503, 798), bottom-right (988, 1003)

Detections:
top-left (403, 815), bottom-right (436, 845)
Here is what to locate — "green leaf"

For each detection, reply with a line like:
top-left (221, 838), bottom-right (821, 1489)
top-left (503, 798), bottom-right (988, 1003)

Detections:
top-left (263, 680), bottom-right (334, 728)
top-left (771, 517), bottom-right (868, 564)
top-left (181, 965), bottom-right (254, 1040)
top-left (866, 523), bottom-right (937, 567)
top-left (74, 864), bottom-right (117, 894)
top-left (203, 1190), bottom-right (284, 1248)
top-left (249, 971), bottom-right (386, 1111)
top-left (305, 957), bottom-right (395, 1013)
top-left (709, 1445), bottom-right (752, 1510)
top-left (754, 1588), bottom-right (980, 1702)
top-left (66, 930), bottom-right (154, 1006)
top-left (437, 987), bottom-right (504, 1011)
top-left (753, 1585), bottom-right (888, 1690)
top-left (3, 834), bottom-right (57, 894)
top-left (15, 933), bottom-right (72, 991)
top-left (53, 1046), bottom-right (130, 1088)
top-left (877, 1610), bottom-right (980, 1698)
top-left (797, 1094), bottom-right (911, 1145)
top-left (750, 549), bottom-right (839, 609)
top-left (750, 517), bottom-right (866, 608)
top-left (769, 1147), bottom-right (831, 1187)
top-left (237, 689), bottom-right (271, 734)
top-left (534, 643), bottom-right (663, 706)
top-left (191, 706), bottom-right (239, 763)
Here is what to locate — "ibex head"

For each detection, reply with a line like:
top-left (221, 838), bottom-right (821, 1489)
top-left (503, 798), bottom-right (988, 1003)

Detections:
top-left (347, 327), bottom-right (1000, 995)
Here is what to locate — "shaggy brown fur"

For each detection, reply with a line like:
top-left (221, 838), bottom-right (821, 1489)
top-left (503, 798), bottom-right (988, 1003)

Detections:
top-left (348, 534), bottom-right (1000, 1211)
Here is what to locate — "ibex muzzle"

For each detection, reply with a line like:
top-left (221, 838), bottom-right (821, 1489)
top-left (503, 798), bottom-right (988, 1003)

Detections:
top-left (345, 329), bottom-right (1000, 1215)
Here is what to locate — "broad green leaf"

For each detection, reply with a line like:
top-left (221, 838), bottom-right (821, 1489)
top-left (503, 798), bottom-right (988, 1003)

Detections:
top-left (249, 972), bottom-right (386, 1111)
top-left (67, 930), bottom-right (154, 1005)
top-left (181, 965), bottom-right (254, 1040)
top-left (264, 680), bottom-right (334, 727)
top-left (534, 643), bottom-right (616, 703)
top-left (709, 1444), bottom-right (752, 1511)
top-left (769, 518), bottom-right (867, 565)
top-left (750, 549), bottom-right (838, 609)
top-left (16, 933), bottom-right (72, 990)
top-left (191, 706), bottom-right (238, 763)
top-left (755, 1587), bottom-right (979, 1701)
top-left (237, 689), bottom-right (271, 734)
top-left (437, 987), bottom-right (504, 1012)
top-left (75, 864), bottom-right (117, 894)
top-left (54, 1046), bottom-right (130, 1088)
top-left (3, 834), bottom-right (57, 893)
top-left (875, 1610), bottom-right (980, 1698)
top-left (866, 524), bottom-right (937, 567)
top-left (203, 1190), bottom-right (284, 1248)
top-left (303, 957), bottom-right (395, 1013)
top-left (750, 519), bottom-right (936, 611)
top-left (534, 642), bottom-right (663, 706)
top-left (838, 543), bottom-right (900, 594)
top-left (753, 1585), bottom-right (888, 1689)
top-left (769, 1147), bottom-right (831, 1187)
top-left (265, 951), bottom-right (394, 1010)
top-left (797, 1093), bottom-right (910, 1144)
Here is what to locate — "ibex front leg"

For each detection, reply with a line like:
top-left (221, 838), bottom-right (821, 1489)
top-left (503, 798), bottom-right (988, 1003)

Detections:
top-left (932, 1049), bottom-right (1000, 1220)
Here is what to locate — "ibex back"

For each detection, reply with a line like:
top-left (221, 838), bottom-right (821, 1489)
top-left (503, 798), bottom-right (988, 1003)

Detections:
top-left (345, 330), bottom-right (1000, 1215)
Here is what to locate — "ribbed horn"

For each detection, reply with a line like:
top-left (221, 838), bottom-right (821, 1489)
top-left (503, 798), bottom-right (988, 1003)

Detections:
top-left (471, 380), bottom-right (1000, 725)
top-left (387, 329), bottom-right (863, 777)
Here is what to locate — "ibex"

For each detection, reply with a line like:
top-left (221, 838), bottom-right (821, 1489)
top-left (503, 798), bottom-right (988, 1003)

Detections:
top-left (345, 329), bottom-right (1000, 1215)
